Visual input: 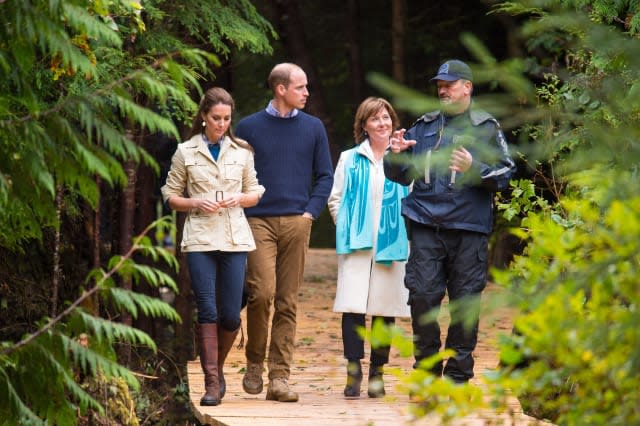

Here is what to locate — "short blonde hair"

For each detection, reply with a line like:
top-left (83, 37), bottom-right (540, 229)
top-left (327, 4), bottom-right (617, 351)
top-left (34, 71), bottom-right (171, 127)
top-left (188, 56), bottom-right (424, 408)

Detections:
top-left (353, 97), bottom-right (400, 144)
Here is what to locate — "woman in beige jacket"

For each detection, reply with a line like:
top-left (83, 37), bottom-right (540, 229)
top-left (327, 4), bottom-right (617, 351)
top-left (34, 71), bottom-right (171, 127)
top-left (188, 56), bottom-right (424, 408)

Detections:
top-left (161, 87), bottom-right (265, 407)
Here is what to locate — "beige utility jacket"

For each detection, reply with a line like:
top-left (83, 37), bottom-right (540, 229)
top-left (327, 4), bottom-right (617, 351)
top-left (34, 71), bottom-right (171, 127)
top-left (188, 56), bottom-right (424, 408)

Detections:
top-left (161, 134), bottom-right (265, 252)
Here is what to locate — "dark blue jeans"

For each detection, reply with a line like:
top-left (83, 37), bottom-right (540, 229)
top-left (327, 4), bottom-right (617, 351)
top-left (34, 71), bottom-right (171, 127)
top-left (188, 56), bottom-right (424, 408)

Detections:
top-left (187, 251), bottom-right (247, 331)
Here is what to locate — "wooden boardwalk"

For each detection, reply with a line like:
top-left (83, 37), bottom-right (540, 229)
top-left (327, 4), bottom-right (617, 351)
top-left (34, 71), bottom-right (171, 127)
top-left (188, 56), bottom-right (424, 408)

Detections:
top-left (187, 249), bottom-right (548, 426)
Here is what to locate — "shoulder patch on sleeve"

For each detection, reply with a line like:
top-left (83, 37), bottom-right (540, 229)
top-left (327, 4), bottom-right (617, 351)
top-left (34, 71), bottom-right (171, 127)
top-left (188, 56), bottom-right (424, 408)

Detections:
top-left (469, 109), bottom-right (499, 127)
top-left (413, 111), bottom-right (440, 126)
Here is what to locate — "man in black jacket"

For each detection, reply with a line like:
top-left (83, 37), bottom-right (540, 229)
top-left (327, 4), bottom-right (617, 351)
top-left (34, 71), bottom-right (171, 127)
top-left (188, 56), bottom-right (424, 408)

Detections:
top-left (384, 59), bottom-right (516, 383)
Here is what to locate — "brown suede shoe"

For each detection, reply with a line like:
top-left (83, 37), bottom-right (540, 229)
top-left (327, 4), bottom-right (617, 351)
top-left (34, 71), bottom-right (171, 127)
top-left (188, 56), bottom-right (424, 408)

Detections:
top-left (266, 378), bottom-right (299, 402)
top-left (242, 362), bottom-right (264, 394)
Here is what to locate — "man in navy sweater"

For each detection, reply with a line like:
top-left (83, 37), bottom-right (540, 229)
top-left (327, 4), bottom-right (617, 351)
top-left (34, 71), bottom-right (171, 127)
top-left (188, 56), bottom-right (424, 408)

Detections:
top-left (235, 63), bottom-right (334, 402)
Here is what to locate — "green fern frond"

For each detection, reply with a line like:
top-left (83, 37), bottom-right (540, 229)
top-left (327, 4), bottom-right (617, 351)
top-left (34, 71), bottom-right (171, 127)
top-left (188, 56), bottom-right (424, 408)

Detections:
top-left (0, 366), bottom-right (42, 426)
top-left (73, 143), bottom-right (115, 184)
top-left (51, 342), bottom-right (102, 411)
top-left (107, 92), bottom-right (180, 140)
top-left (128, 262), bottom-right (177, 290)
top-left (85, 267), bottom-right (108, 286)
top-left (106, 255), bottom-right (127, 272)
top-left (107, 288), bottom-right (181, 323)
top-left (67, 311), bottom-right (157, 354)
top-left (39, 20), bottom-right (95, 76)
top-left (7, 334), bottom-right (101, 423)
top-left (135, 73), bottom-right (197, 112)
top-left (134, 247), bottom-right (180, 280)
top-left (179, 48), bottom-right (220, 71)
top-left (161, 60), bottom-right (187, 93)
top-left (156, 0), bottom-right (275, 57)
top-left (59, 331), bottom-right (142, 390)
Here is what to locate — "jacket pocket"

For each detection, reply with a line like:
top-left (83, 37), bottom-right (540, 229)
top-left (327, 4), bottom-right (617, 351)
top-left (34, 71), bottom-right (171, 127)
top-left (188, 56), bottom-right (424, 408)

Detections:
top-left (224, 161), bottom-right (243, 182)
top-left (182, 215), bottom-right (214, 245)
top-left (229, 210), bottom-right (253, 246)
top-left (184, 157), bottom-right (211, 184)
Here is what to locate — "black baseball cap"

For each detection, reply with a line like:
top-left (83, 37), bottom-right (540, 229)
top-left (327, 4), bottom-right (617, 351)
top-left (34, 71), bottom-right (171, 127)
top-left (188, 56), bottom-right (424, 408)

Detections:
top-left (429, 60), bottom-right (473, 82)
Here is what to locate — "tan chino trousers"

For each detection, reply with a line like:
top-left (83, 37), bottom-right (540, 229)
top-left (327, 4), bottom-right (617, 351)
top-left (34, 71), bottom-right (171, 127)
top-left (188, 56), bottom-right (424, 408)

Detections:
top-left (244, 216), bottom-right (312, 380)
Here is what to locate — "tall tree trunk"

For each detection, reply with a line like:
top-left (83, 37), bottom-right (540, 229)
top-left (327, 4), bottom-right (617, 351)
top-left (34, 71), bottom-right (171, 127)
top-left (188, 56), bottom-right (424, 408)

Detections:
top-left (391, 0), bottom-right (408, 125)
top-left (93, 177), bottom-right (101, 270)
top-left (391, 0), bottom-right (406, 84)
top-left (271, 0), bottom-right (339, 164)
top-left (132, 139), bottom-right (158, 340)
top-left (345, 0), bottom-right (364, 120)
top-left (77, 176), bottom-right (101, 317)
top-left (118, 139), bottom-right (137, 365)
top-left (173, 212), bottom-right (195, 363)
top-left (50, 185), bottom-right (64, 317)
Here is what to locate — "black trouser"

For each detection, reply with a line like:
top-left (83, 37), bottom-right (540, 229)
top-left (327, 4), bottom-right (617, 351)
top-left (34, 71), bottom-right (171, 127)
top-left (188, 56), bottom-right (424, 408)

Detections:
top-left (405, 222), bottom-right (488, 382)
top-left (342, 313), bottom-right (394, 366)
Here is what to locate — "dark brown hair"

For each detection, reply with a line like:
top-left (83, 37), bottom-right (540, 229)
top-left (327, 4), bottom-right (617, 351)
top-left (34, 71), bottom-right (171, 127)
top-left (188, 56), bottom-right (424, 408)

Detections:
top-left (353, 97), bottom-right (400, 144)
top-left (188, 87), bottom-right (252, 151)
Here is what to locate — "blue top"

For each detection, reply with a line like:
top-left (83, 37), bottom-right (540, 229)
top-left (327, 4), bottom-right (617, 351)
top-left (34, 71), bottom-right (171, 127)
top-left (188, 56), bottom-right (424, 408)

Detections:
top-left (235, 110), bottom-right (334, 219)
top-left (202, 132), bottom-right (222, 161)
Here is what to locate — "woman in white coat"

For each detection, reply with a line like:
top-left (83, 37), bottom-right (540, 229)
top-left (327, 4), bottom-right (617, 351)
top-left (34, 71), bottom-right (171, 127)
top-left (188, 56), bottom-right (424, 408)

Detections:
top-left (328, 97), bottom-right (410, 399)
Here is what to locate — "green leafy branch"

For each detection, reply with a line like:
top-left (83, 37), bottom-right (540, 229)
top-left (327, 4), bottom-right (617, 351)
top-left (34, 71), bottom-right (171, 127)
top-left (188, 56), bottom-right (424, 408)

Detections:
top-left (0, 216), bottom-right (179, 425)
top-left (1, 216), bottom-right (178, 358)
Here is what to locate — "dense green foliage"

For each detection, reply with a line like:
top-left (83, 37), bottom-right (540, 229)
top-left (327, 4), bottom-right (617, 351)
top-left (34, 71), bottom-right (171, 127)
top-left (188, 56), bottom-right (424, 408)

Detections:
top-left (0, 0), bottom-right (275, 423)
top-left (372, 1), bottom-right (640, 424)
top-left (489, 2), bottom-right (640, 424)
top-left (1, 0), bottom-right (189, 249)
top-left (0, 218), bottom-right (179, 424)
top-left (0, 0), bottom-right (275, 251)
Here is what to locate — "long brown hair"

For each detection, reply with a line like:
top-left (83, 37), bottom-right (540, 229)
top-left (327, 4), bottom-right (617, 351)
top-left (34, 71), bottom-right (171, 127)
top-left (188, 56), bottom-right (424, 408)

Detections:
top-left (188, 87), bottom-right (252, 151)
top-left (353, 97), bottom-right (399, 144)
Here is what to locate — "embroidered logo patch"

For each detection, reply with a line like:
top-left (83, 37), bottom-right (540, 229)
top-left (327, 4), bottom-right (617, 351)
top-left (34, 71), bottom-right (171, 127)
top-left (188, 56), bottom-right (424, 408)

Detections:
top-left (438, 63), bottom-right (450, 75)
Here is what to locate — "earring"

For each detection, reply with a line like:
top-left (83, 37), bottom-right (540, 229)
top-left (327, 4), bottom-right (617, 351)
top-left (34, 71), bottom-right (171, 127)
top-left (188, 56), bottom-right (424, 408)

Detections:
top-left (363, 130), bottom-right (368, 138)
top-left (202, 120), bottom-right (206, 127)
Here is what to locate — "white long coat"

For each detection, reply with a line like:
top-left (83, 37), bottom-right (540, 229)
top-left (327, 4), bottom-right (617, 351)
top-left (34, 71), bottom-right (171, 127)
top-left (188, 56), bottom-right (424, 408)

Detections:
top-left (328, 141), bottom-right (410, 317)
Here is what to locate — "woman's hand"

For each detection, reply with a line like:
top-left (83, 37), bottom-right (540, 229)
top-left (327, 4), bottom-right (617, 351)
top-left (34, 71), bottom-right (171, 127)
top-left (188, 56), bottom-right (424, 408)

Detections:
top-left (389, 129), bottom-right (417, 153)
top-left (195, 198), bottom-right (222, 213)
top-left (218, 193), bottom-right (246, 209)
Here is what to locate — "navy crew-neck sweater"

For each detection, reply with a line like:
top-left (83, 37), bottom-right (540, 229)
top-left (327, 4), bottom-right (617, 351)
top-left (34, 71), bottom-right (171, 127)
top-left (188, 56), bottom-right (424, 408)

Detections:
top-left (235, 110), bottom-right (334, 219)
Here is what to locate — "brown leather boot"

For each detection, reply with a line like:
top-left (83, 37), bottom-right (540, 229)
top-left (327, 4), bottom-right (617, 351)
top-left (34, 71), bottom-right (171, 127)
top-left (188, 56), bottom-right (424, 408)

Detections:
top-left (218, 324), bottom-right (239, 399)
top-left (198, 323), bottom-right (220, 406)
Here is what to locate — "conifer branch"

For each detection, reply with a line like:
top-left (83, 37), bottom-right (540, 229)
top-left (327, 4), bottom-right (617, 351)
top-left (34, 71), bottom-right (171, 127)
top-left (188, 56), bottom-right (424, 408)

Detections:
top-left (0, 53), bottom-right (178, 127)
